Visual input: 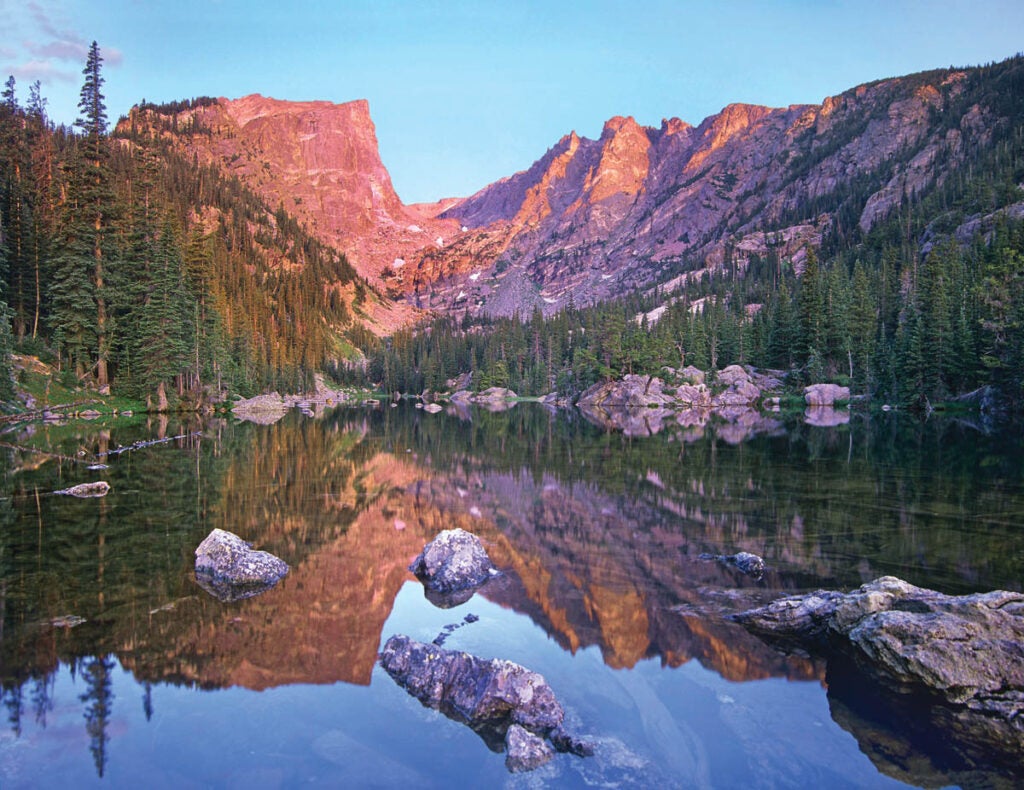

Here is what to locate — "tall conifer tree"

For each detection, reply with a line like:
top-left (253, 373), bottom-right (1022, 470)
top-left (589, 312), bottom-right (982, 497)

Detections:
top-left (76, 41), bottom-right (113, 389)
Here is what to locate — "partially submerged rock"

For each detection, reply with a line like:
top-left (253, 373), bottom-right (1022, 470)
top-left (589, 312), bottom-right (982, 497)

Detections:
top-left (379, 634), bottom-right (590, 772)
top-left (734, 576), bottom-right (1024, 766)
top-left (194, 528), bottom-right (289, 602)
top-left (505, 724), bottom-right (554, 772)
top-left (701, 551), bottom-right (766, 578)
top-left (55, 481), bottom-right (110, 498)
top-left (409, 528), bottom-right (496, 599)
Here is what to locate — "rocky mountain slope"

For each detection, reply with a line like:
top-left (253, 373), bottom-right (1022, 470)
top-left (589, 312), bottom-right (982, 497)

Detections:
top-left (119, 94), bottom-right (461, 296)
top-left (411, 67), bottom-right (1001, 316)
top-left (126, 57), bottom-right (1023, 325)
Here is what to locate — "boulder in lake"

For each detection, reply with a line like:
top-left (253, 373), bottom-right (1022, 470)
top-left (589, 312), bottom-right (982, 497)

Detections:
top-left (734, 576), bottom-right (1024, 764)
top-left (56, 481), bottom-right (110, 498)
top-left (379, 634), bottom-right (590, 772)
top-left (409, 528), bottom-right (495, 598)
top-left (194, 528), bottom-right (289, 601)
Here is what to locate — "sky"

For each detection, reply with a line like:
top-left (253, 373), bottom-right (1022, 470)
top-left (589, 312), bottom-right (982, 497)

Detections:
top-left (2, 0), bottom-right (1023, 204)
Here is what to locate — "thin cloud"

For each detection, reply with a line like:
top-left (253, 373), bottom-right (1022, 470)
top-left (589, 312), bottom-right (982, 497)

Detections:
top-left (0, 46), bottom-right (16, 60)
top-left (8, 58), bottom-right (77, 84)
top-left (24, 38), bottom-right (89, 61)
top-left (27, 0), bottom-right (85, 46)
top-left (17, 1), bottom-right (124, 79)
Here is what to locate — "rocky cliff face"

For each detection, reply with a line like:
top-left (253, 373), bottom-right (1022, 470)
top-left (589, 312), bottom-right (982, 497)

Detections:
top-left (126, 61), bottom-right (1014, 325)
top-left (405, 67), bottom-right (995, 317)
top-left (121, 94), bottom-right (461, 289)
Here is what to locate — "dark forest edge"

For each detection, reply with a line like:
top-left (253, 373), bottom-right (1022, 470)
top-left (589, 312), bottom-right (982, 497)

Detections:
top-left (2, 48), bottom-right (1024, 421)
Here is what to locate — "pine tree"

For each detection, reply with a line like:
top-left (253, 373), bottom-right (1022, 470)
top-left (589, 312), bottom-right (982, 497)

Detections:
top-left (848, 262), bottom-right (878, 392)
top-left (49, 144), bottom-right (97, 377)
top-left (795, 247), bottom-right (824, 380)
top-left (75, 41), bottom-right (114, 389)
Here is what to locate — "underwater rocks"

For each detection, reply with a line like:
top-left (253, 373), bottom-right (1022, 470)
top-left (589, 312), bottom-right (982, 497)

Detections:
top-left (409, 528), bottom-right (496, 600)
top-left (194, 528), bottom-right (289, 602)
top-left (701, 551), bottom-right (766, 578)
top-left (379, 634), bottom-right (591, 772)
top-left (734, 576), bottom-right (1024, 766)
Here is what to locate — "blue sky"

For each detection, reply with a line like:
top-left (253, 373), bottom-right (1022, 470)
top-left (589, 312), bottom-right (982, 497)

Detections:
top-left (2, 0), bottom-right (1023, 204)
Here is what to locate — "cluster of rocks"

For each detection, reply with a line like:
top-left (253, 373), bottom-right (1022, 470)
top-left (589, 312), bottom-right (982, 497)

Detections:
top-left (449, 387), bottom-right (519, 412)
top-left (380, 634), bottom-right (591, 772)
top-left (386, 528), bottom-right (590, 772)
top-left (231, 375), bottom-right (350, 424)
top-left (576, 366), bottom-right (781, 437)
top-left (572, 366), bottom-right (854, 436)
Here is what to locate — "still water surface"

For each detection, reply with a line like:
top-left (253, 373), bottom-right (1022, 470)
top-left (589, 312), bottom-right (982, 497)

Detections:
top-left (1, 404), bottom-right (1022, 787)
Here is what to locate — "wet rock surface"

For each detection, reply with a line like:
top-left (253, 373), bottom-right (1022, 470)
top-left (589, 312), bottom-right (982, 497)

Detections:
top-left (194, 528), bottom-right (289, 601)
top-left (379, 634), bottom-right (591, 772)
top-left (55, 481), bottom-right (111, 498)
top-left (734, 576), bottom-right (1024, 776)
top-left (701, 551), bottom-right (766, 578)
top-left (409, 528), bottom-right (496, 597)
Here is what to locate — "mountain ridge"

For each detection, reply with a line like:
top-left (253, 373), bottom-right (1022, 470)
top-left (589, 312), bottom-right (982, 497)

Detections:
top-left (120, 57), bottom-right (1023, 327)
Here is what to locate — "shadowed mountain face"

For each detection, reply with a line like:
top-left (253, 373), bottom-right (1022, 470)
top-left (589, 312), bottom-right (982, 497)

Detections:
top-left (125, 58), bottom-right (1024, 325)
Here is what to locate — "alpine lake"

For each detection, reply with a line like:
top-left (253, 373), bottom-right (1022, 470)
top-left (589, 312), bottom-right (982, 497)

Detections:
top-left (1, 400), bottom-right (1022, 788)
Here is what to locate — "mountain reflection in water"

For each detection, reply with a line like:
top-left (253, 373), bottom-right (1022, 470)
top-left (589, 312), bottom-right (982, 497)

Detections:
top-left (1, 404), bottom-right (1021, 786)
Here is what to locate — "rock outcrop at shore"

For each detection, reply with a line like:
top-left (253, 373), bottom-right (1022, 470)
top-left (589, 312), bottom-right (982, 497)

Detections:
top-left (231, 376), bottom-right (351, 424)
top-left (379, 634), bottom-right (591, 772)
top-left (576, 367), bottom-right (786, 438)
top-left (734, 577), bottom-right (1024, 772)
top-left (803, 383), bottom-right (850, 406)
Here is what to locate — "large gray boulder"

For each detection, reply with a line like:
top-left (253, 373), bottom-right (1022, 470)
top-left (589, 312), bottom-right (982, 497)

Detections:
top-left (734, 577), bottom-right (1024, 762)
top-left (803, 383), bottom-right (850, 407)
top-left (409, 528), bottom-right (495, 596)
top-left (577, 375), bottom-right (671, 409)
top-left (379, 634), bottom-right (590, 772)
top-left (194, 528), bottom-right (289, 601)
